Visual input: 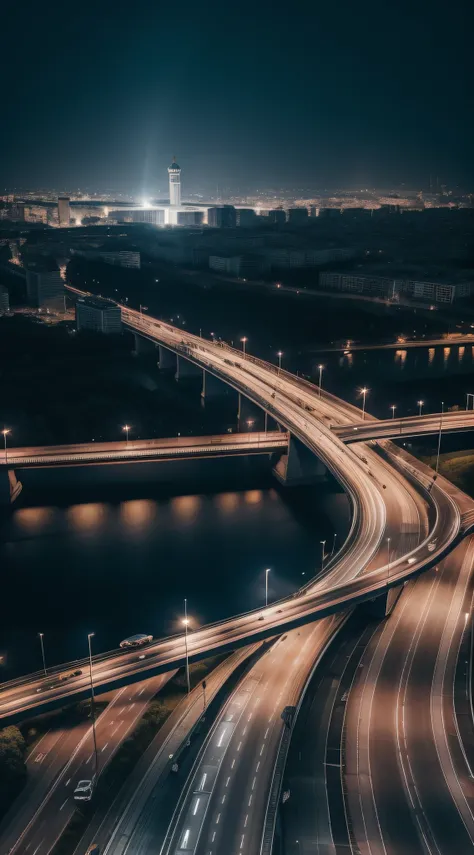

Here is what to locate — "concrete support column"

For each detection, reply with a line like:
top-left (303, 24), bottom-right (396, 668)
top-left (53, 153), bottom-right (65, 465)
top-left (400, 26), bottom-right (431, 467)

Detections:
top-left (175, 356), bottom-right (202, 381)
top-left (134, 333), bottom-right (157, 355)
top-left (201, 370), bottom-right (229, 401)
top-left (158, 345), bottom-right (177, 371)
top-left (0, 469), bottom-right (23, 504)
top-left (273, 435), bottom-right (327, 485)
top-left (362, 583), bottom-right (405, 618)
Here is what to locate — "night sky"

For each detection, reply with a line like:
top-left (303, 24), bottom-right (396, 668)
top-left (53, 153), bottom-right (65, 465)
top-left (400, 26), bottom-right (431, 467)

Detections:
top-left (1, 0), bottom-right (472, 193)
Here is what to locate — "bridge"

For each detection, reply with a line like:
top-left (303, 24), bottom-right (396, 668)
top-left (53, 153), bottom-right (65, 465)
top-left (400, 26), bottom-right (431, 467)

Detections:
top-left (0, 432), bottom-right (288, 470)
top-left (1, 288), bottom-right (472, 723)
top-left (313, 334), bottom-right (474, 352)
top-left (334, 409), bottom-right (474, 443)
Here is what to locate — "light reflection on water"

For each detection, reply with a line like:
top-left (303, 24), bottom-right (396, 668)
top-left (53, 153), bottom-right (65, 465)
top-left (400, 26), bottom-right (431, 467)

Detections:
top-left (0, 482), bottom-right (338, 678)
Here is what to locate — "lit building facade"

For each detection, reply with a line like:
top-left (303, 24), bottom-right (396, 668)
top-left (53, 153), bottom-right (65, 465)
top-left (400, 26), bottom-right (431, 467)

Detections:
top-left (168, 157), bottom-right (181, 207)
top-left (76, 296), bottom-right (122, 334)
top-left (58, 196), bottom-right (71, 226)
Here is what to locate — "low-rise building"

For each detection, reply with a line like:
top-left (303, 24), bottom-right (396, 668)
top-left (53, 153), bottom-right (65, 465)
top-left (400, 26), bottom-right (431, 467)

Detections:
top-left (319, 271), bottom-right (472, 305)
top-left (76, 296), bottom-right (122, 334)
top-left (26, 267), bottom-right (64, 312)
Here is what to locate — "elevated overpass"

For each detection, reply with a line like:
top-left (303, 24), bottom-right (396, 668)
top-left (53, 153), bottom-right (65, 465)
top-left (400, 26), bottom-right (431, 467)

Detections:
top-left (1, 288), bottom-right (472, 723)
top-left (0, 432), bottom-right (288, 469)
top-left (334, 410), bottom-right (474, 443)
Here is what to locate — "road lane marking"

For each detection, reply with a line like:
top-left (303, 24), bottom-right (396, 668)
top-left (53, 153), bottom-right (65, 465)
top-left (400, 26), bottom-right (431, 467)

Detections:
top-left (237, 741), bottom-right (242, 751)
top-left (32, 842), bottom-right (43, 855)
top-left (65, 779), bottom-right (71, 786)
top-left (252, 777), bottom-right (256, 790)
top-left (244, 815), bottom-right (248, 827)
top-left (231, 759), bottom-right (235, 768)
top-left (101, 742), bottom-right (109, 753)
top-left (264, 728), bottom-right (269, 738)
top-left (260, 744), bottom-right (264, 755)
top-left (256, 761), bottom-right (260, 771)
top-left (59, 799), bottom-right (68, 810)
top-left (222, 795), bottom-right (226, 803)
top-left (86, 754), bottom-right (93, 764)
top-left (139, 688), bottom-right (145, 695)
top-left (212, 832), bottom-right (216, 842)
top-left (193, 798), bottom-right (200, 815)
top-left (216, 813), bottom-right (221, 824)
top-left (240, 834), bottom-right (245, 849)
top-left (225, 777), bottom-right (230, 787)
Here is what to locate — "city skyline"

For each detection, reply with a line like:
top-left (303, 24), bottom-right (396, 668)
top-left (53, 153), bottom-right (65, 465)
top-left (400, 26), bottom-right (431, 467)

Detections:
top-left (0, 0), bottom-right (472, 193)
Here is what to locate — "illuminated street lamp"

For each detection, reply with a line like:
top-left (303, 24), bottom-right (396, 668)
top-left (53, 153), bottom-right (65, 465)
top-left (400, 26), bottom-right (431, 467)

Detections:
top-left (122, 424), bottom-right (131, 444)
top-left (265, 568), bottom-right (271, 608)
top-left (38, 632), bottom-right (47, 676)
top-left (435, 402), bottom-right (444, 477)
top-left (183, 600), bottom-right (191, 694)
top-left (390, 405), bottom-right (396, 419)
top-left (417, 400), bottom-right (424, 417)
top-left (360, 388), bottom-right (369, 420)
top-left (246, 418), bottom-right (254, 441)
top-left (331, 532), bottom-right (337, 557)
top-left (318, 364), bottom-right (324, 397)
top-left (2, 429), bottom-right (10, 464)
top-left (87, 632), bottom-right (99, 778)
top-left (241, 337), bottom-right (248, 357)
top-left (277, 351), bottom-right (283, 374)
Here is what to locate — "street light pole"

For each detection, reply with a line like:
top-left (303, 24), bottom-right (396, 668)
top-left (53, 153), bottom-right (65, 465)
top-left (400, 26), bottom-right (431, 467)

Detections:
top-left (418, 400), bottom-right (424, 417)
top-left (390, 405), bottom-right (396, 419)
top-left (435, 402), bottom-right (444, 477)
top-left (183, 599), bottom-right (191, 694)
top-left (277, 352), bottom-right (283, 375)
top-left (87, 633), bottom-right (99, 780)
top-left (265, 568), bottom-right (270, 608)
top-left (241, 337), bottom-right (247, 358)
top-left (318, 364), bottom-right (324, 397)
top-left (361, 388), bottom-right (368, 420)
top-left (2, 429), bottom-right (10, 464)
top-left (122, 424), bottom-right (131, 444)
top-left (38, 633), bottom-right (47, 676)
top-left (320, 540), bottom-right (326, 571)
top-left (331, 532), bottom-right (337, 557)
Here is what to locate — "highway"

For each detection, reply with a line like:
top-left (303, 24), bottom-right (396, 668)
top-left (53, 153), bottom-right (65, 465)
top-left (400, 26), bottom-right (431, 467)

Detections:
top-left (0, 432), bottom-right (288, 469)
top-left (343, 536), bottom-right (474, 855)
top-left (283, 538), bottom-right (474, 855)
top-left (161, 617), bottom-right (348, 855)
top-left (2, 295), bottom-right (470, 721)
top-left (4, 292), bottom-right (473, 855)
top-left (334, 410), bottom-right (474, 443)
top-left (2, 674), bottom-right (174, 855)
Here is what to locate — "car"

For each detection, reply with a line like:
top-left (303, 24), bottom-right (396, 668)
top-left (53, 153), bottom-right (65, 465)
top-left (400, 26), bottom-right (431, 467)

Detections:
top-left (277, 609), bottom-right (283, 613)
top-left (73, 777), bottom-right (95, 802)
top-left (120, 634), bottom-right (153, 649)
top-left (258, 615), bottom-right (265, 621)
top-left (138, 654), bottom-right (146, 660)
top-left (407, 557), bottom-right (416, 564)
top-left (427, 540), bottom-right (437, 552)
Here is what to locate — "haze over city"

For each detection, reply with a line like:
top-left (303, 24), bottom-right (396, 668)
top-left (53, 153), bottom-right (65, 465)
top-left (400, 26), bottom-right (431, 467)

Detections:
top-left (1, 0), bottom-right (472, 195)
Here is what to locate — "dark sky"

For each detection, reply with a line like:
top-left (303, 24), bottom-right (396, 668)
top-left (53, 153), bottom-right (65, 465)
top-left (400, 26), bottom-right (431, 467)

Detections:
top-left (1, 0), bottom-right (472, 193)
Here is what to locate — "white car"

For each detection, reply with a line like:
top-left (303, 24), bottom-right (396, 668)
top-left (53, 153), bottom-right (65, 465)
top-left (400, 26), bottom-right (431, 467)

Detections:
top-left (427, 540), bottom-right (437, 553)
top-left (74, 778), bottom-right (95, 802)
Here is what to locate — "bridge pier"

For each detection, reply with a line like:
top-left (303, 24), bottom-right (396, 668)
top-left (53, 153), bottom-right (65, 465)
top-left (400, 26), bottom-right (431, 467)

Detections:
top-left (362, 582), bottom-right (405, 618)
top-left (158, 345), bottom-right (177, 371)
top-left (272, 435), bottom-right (327, 485)
top-left (201, 370), bottom-right (232, 402)
top-left (0, 469), bottom-right (23, 505)
top-left (175, 355), bottom-right (201, 381)
top-left (133, 333), bottom-right (157, 355)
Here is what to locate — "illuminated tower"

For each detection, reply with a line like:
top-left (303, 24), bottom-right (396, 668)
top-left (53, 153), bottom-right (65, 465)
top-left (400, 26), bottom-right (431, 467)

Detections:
top-left (168, 156), bottom-right (181, 207)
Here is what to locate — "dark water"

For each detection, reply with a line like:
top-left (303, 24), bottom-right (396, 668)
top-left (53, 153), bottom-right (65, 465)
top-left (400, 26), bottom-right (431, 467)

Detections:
top-left (0, 461), bottom-right (348, 680)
